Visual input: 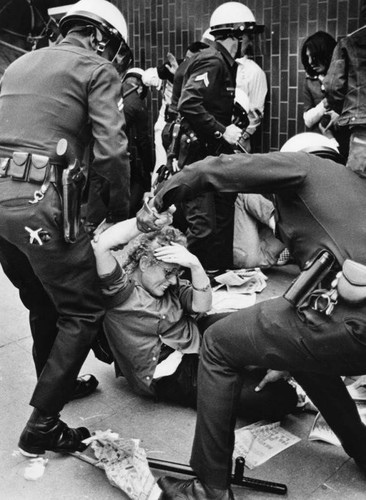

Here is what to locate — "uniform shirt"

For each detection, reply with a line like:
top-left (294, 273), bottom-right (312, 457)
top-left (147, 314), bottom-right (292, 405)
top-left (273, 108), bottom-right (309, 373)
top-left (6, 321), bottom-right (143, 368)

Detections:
top-left (154, 151), bottom-right (366, 269)
top-left (100, 263), bottom-right (201, 397)
top-left (0, 36), bottom-right (130, 222)
top-left (235, 56), bottom-right (268, 136)
top-left (178, 40), bottom-right (237, 144)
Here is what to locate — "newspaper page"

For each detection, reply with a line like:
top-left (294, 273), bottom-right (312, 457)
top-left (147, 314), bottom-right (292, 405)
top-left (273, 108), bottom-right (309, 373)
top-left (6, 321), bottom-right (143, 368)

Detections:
top-left (234, 421), bottom-right (301, 469)
top-left (215, 269), bottom-right (268, 294)
top-left (309, 403), bottom-right (366, 446)
top-left (209, 269), bottom-right (267, 313)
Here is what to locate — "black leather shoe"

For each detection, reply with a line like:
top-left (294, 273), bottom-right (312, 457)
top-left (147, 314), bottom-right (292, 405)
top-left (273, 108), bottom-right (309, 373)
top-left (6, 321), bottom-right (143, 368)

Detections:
top-left (18, 409), bottom-right (90, 456)
top-left (158, 476), bottom-right (234, 500)
top-left (69, 374), bottom-right (99, 401)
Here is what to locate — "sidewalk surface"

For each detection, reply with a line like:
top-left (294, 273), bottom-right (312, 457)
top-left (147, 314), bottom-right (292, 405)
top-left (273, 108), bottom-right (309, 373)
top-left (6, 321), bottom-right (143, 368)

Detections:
top-left (1, 264), bottom-right (366, 499)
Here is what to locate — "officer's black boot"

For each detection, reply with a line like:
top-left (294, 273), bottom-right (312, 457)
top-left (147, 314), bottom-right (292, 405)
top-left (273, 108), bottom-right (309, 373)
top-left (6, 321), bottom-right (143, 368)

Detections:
top-left (158, 476), bottom-right (234, 500)
top-left (18, 408), bottom-right (90, 457)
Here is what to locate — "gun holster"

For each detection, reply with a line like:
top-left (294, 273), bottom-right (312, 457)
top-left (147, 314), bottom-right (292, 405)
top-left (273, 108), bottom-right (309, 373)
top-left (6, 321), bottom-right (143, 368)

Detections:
top-left (283, 250), bottom-right (335, 308)
top-left (178, 128), bottom-right (201, 168)
top-left (62, 163), bottom-right (85, 244)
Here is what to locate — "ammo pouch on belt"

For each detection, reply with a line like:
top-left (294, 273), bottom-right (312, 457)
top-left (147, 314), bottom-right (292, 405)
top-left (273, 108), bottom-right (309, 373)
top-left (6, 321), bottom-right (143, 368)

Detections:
top-left (5, 152), bottom-right (51, 184)
top-left (337, 259), bottom-right (366, 305)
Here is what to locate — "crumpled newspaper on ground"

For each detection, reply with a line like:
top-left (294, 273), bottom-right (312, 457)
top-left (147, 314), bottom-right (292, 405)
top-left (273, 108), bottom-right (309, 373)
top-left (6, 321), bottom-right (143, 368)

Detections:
top-left (83, 430), bottom-right (161, 500)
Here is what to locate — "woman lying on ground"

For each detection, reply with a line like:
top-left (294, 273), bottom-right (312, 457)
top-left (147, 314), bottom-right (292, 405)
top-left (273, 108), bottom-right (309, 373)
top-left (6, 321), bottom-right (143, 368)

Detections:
top-left (92, 218), bottom-right (298, 420)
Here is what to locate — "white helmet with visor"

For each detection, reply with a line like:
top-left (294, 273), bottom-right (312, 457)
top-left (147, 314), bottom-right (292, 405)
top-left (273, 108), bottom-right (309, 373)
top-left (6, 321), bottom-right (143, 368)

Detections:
top-left (59, 0), bottom-right (131, 67)
top-left (209, 2), bottom-right (264, 39)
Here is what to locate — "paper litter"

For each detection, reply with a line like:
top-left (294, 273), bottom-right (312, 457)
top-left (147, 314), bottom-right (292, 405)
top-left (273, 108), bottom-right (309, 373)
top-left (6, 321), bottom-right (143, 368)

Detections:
top-left (83, 430), bottom-right (161, 500)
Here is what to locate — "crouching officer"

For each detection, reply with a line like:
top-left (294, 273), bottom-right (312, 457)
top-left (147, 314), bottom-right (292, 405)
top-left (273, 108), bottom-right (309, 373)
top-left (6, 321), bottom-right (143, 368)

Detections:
top-left (0, 0), bottom-right (131, 456)
top-left (139, 132), bottom-right (366, 498)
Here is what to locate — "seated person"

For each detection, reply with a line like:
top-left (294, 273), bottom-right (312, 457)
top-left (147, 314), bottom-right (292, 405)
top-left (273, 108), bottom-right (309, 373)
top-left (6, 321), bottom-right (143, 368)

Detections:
top-left (92, 218), bottom-right (298, 420)
top-left (234, 193), bottom-right (286, 269)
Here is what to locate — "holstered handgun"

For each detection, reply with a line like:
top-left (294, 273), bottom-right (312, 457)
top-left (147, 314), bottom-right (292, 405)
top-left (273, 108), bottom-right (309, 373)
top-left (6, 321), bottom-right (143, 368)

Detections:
top-left (56, 138), bottom-right (86, 244)
top-left (155, 119), bottom-right (184, 190)
top-left (283, 250), bottom-right (335, 308)
top-left (166, 119), bottom-right (183, 171)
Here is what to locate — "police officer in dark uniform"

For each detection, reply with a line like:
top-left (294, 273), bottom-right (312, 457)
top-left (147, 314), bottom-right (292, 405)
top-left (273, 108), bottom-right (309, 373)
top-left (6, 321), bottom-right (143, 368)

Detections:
top-left (122, 68), bottom-right (153, 216)
top-left (85, 67), bottom-right (153, 225)
top-left (174, 2), bottom-right (263, 274)
top-left (0, 0), bottom-right (131, 456)
top-left (144, 132), bottom-right (366, 498)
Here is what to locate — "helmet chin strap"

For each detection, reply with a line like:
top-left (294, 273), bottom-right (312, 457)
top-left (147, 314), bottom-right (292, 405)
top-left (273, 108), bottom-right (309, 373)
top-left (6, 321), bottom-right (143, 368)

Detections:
top-left (68, 25), bottom-right (110, 58)
top-left (90, 27), bottom-right (108, 57)
top-left (235, 37), bottom-right (242, 58)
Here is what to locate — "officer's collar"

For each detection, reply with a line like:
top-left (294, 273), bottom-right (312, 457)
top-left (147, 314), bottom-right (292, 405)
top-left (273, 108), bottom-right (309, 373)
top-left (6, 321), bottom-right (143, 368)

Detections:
top-left (59, 33), bottom-right (94, 52)
top-left (205, 38), bottom-right (236, 67)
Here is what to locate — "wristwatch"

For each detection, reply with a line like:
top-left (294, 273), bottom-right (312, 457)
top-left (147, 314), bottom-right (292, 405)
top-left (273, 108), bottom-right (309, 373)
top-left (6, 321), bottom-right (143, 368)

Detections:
top-left (242, 131), bottom-right (251, 141)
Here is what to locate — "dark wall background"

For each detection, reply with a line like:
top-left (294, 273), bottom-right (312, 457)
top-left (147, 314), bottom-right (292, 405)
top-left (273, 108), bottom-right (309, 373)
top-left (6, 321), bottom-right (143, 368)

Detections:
top-left (113, 0), bottom-right (365, 153)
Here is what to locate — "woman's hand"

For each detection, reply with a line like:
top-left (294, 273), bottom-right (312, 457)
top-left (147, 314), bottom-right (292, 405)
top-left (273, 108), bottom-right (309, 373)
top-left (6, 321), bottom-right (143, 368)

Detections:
top-left (153, 242), bottom-right (200, 269)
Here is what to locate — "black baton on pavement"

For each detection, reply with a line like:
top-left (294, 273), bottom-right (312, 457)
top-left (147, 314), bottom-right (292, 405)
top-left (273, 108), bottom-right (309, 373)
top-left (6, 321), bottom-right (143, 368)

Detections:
top-left (233, 457), bottom-right (287, 495)
top-left (147, 456), bottom-right (287, 495)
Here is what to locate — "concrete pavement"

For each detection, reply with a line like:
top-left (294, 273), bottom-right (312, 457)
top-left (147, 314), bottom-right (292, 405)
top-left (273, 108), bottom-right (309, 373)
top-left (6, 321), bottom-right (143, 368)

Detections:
top-left (1, 265), bottom-right (366, 499)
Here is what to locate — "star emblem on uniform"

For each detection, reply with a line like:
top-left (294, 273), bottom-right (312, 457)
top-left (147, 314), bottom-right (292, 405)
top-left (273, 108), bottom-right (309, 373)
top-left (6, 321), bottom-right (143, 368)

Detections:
top-left (195, 72), bottom-right (209, 87)
top-left (25, 226), bottom-right (44, 246)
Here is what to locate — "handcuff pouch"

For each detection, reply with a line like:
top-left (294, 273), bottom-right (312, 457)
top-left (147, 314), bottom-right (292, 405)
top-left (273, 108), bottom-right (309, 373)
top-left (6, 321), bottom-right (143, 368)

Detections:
top-left (337, 259), bottom-right (366, 305)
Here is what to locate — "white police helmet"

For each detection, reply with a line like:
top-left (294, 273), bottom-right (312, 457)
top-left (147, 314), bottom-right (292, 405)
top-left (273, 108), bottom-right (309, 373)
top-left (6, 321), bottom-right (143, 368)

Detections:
top-left (60, 0), bottom-right (128, 41)
top-left (201, 28), bottom-right (215, 43)
top-left (280, 132), bottom-right (344, 163)
top-left (59, 0), bottom-right (130, 63)
top-left (209, 2), bottom-right (264, 39)
top-left (125, 67), bottom-right (145, 79)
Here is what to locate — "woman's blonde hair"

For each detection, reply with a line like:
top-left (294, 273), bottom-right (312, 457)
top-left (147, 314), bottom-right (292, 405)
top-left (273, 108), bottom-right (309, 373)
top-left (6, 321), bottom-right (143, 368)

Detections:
top-left (122, 226), bottom-right (187, 274)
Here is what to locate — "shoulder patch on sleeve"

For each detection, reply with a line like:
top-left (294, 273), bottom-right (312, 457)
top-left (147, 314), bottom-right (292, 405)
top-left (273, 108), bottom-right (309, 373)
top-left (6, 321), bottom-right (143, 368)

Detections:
top-left (195, 72), bottom-right (209, 87)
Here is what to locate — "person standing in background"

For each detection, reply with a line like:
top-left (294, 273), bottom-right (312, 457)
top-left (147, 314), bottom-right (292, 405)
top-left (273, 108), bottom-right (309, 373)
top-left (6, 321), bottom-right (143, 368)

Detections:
top-left (173, 2), bottom-right (264, 276)
top-left (323, 18), bottom-right (366, 177)
top-left (301, 31), bottom-right (349, 158)
top-left (235, 31), bottom-right (267, 153)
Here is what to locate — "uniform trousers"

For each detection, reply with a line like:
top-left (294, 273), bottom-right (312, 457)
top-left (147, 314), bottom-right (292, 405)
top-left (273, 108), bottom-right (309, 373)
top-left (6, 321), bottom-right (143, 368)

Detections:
top-left (182, 191), bottom-right (236, 270)
top-left (0, 179), bottom-right (104, 415)
top-left (190, 296), bottom-right (366, 489)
